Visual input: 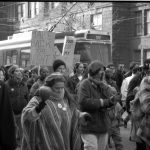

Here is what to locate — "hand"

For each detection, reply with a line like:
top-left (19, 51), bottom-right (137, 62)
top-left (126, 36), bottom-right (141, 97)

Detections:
top-left (39, 86), bottom-right (51, 102)
top-left (79, 112), bottom-right (92, 125)
top-left (111, 94), bottom-right (121, 103)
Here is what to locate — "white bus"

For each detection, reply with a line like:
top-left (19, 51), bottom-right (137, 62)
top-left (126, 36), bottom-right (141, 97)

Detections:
top-left (0, 29), bottom-right (111, 68)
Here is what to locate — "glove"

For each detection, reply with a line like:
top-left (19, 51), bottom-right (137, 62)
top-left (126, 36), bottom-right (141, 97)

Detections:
top-left (35, 86), bottom-right (51, 113)
top-left (39, 86), bottom-right (51, 102)
top-left (79, 112), bottom-right (92, 126)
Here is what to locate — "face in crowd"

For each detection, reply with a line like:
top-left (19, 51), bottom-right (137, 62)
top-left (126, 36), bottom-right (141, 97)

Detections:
top-left (105, 68), bottom-right (113, 79)
top-left (13, 68), bottom-right (23, 83)
top-left (40, 68), bottom-right (49, 80)
top-left (55, 65), bottom-right (66, 75)
top-left (31, 71), bottom-right (38, 80)
top-left (76, 63), bottom-right (84, 75)
top-left (92, 67), bottom-right (105, 81)
top-left (51, 80), bottom-right (65, 99)
top-left (45, 73), bottom-right (66, 99)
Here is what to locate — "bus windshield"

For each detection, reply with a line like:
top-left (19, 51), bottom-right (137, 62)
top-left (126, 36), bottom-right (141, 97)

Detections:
top-left (55, 41), bottom-right (111, 66)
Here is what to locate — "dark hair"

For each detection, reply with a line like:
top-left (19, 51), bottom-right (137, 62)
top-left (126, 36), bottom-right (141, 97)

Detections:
top-left (88, 60), bottom-right (104, 77)
top-left (73, 62), bottom-right (83, 74)
top-left (132, 66), bottom-right (139, 74)
top-left (53, 59), bottom-right (66, 72)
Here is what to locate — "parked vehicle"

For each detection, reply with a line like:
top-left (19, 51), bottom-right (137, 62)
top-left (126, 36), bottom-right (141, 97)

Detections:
top-left (0, 29), bottom-right (111, 67)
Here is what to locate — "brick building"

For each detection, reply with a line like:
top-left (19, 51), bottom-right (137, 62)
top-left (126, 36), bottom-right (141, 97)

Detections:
top-left (1, 2), bottom-right (150, 68)
top-left (0, 2), bottom-right (14, 40)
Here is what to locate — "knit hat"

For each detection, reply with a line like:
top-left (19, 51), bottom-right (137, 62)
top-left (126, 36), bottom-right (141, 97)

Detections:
top-left (45, 72), bottom-right (65, 87)
top-left (88, 60), bottom-right (104, 76)
top-left (53, 59), bottom-right (66, 72)
top-left (8, 65), bottom-right (18, 76)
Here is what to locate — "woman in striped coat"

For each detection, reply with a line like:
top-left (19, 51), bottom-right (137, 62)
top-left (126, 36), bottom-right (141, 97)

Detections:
top-left (21, 72), bottom-right (82, 150)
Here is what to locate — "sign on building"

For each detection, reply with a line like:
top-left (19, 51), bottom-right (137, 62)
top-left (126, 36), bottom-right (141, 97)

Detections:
top-left (30, 31), bottom-right (55, 66)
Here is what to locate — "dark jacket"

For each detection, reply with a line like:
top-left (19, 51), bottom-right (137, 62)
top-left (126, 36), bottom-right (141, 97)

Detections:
top-left (0, 81), bottom-right (17, 150)
top-left (5, 79), bottom-right (29, 115)
top-left (66, 74), bottom-right (81, 94)
top-left (27, 78), bottom-right (35, 91)
top-left (78, 78), bottom-right (116, 134)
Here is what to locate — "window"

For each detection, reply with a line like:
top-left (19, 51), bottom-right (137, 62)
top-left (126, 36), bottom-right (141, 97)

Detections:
top-left (133, 50), bottom-right (141, 63)
top-left (21, 49), bottom-right (30, 67)
top-left (17, 3), bottom-right (25, 20)
top-left (34, 2), bottom-right (39, 16)
top-left (28, 2), bottom-right (32, 18)
top-left (51, 2), bottom-right (59, 9)
top-left (51, 2), bottom-right (54, 9)
top-left (145, 10), bottom-right (150, 35)
top-left (91, 13), bottom-right (102, 30)
top-left (44, 2), bottom-right (49, 14)
top-left (28, 2), bottom-right (36, 18)
top-left (144, 49), bottom-right (150, 60)
top-left (135, 11), bottom-right (142, 36)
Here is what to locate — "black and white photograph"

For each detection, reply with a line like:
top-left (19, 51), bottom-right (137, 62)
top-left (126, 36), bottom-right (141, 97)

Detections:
top-left (0, 1), bottom-right (150, 150)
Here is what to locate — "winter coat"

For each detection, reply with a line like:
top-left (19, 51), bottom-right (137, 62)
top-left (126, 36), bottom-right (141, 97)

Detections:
top-left (66, 74), bottom-right (82, 94)
top-left (5, 79), bottom-right (29, 115)
top-left (130, 76), bottom-right (150, 145)
top-left (0, 81), bottom-right (17, 150)
top-left (78, 78), bottom-right (117, 134)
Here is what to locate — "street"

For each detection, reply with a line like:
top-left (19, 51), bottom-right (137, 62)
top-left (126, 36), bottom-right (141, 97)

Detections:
top-left (110, 122), bottom-right (136, 150)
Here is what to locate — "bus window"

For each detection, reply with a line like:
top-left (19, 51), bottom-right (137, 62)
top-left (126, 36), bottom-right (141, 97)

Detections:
top-left (75, 42), bottom-right (111, 66)
top-left (74, 42), bottom-right (90, 63)
top-left (54, 41), bottom-right (111, 66)
top-left (21, 49), bottom-right (30, 67)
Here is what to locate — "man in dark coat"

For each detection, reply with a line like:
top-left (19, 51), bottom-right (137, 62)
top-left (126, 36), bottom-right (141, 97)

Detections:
top-left (0, 80), bottom-right (17, 150)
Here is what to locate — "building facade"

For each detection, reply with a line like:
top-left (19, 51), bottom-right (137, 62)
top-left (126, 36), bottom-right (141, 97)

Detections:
top-left (0, 2), bottom-right (14, 40)
top-left (1, 2), bottom-right (150, 68)
top-left (129, 3), bottom-right (150, 66)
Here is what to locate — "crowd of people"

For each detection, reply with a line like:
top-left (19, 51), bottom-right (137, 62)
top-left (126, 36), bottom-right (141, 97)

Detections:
top-left (0, 58), bottom-right (150, 150)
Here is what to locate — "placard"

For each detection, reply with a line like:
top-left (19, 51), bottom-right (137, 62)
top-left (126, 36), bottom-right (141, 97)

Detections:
top-left (30, 31), bottom-right (55, 66)
top-left (62, 36), bottom-right (76, 73)
top-left (73, 54), bottom-right (81, 66)
top-left (0, 51), bottom-right (3, 65)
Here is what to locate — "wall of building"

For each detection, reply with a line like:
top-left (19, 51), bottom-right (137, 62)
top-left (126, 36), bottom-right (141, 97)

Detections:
top-left (0, 2), bottom-right (14, 40)
top-left (4, 2), bottom-right (149, 67)
top-left (130, 3), bottom-right (150, 64)
top-left (112, 3), bottom-right (133, 68)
